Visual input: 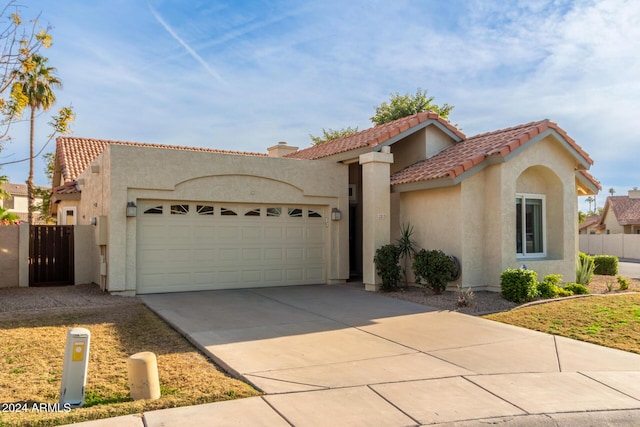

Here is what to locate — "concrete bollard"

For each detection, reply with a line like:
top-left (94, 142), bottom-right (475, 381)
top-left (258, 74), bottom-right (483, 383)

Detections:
top-left (127, 352), bottom-right (161, 400)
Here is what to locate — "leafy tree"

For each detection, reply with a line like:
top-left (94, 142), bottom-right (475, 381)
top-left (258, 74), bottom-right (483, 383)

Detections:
top-left (10, 54), bottom-right (71, 224)
top-left (0, 173), bottom-right (9, 200)
top-left (0, 1), bottom-right (52, 143)
top-left (32, 151), bottom-right (54, 223)
top-left (370, 88), bottom-right (453, 126)
top-left (608, 187), bottom-right (615, 196)
top-left (309, 126), bottom-right (359, 145)
top-left (578, 210), bottom-right (586, 224)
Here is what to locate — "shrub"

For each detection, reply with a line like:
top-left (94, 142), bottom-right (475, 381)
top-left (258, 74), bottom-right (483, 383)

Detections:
top-left (537, 274), bottom-right (563, 299)
top-left (576, 253), bottom-right (595, 285)
top-left (593, 255), bottom-right (619, 276)
top-left (556, 288), bottom-right (574, 297)
top-left (501, 268), bottom-right (538, 303)
top-left (374, 244), bottom-right (401, 292)
top-left (412, 249), bottom-right (456, 294)
top-left (617, 276), bottom-right (630, 291)
top-left (563, 282), bottom-right (590, 295)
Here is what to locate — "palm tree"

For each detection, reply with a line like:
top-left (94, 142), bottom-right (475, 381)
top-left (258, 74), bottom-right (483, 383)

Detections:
top-left (586, 196), bottom-right (594, 213)
top-left (11, 54), bottom-right (61, 224)
top-left (609, 187), bottom-right (616, 196)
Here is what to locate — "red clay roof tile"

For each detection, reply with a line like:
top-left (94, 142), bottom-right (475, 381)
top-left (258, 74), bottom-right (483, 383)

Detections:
top-left (606, 196), bottom-right (640, 225)
top-left (285, 111), bottom-right (465, 160)
top-left (56, 137), bottom-right (266, 182)
top-left (391, 119), bottom-right (594, 186)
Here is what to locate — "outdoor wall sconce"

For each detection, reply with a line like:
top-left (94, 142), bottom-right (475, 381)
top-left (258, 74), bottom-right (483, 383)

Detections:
top-left (331, 208), bottom-right (342, 221)
top-left (126, 201), bottom-right (137, 217)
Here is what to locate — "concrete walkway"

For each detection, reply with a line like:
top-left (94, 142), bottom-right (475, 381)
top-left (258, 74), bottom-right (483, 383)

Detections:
top-left (71, 285), bottom-right (640, 426)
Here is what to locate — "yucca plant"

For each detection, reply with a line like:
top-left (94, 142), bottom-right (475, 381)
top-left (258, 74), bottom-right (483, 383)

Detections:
top-left (396, 223), bottom-right (419, 287)
top-left (576, 253), bottom-right (595, 285)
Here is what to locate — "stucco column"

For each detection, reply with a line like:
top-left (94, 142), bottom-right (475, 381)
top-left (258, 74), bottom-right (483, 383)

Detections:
top-left (359, 147), bottom-right (393, 291)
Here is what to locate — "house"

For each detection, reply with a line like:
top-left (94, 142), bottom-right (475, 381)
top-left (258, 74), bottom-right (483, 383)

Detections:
top-left (52, 112), bottom-right (599, 295)
top-left (598, 190), bottom-right (640, 234)
top-left (0, 182), bottom-right (46, 223)
top-left (578, 215), bottom-right (603, 235)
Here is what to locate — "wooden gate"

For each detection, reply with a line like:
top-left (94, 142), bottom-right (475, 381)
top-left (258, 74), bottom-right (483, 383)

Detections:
top-left (29, 225), bottom-right (74, 286)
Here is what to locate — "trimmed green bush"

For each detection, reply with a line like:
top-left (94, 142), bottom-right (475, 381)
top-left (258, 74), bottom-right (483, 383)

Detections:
top-left (593, 255), bottom-right (619, 276)
top-left (501, 268), bottom-right (538, 303)
top-left (537, 274), bottom-right (563, 299)
top-left (374, 244), bottom-right (401, 292)
top-left (412, 249), bottom-right (456, 294)
top-left (556, 288), bottom-right (574, 297)
top-left (563, 282), bottom-right (590, 295)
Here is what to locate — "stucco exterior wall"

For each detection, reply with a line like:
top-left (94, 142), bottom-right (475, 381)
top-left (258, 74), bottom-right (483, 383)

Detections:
top-left (78, 145), bottom-right (349, 295)
top-left (0, 225), bottom-right (19, 288)
top-left (499, 135), bottom-right (579, 283)
top-left (398, 185), bottom-right (462, 287)
top-left (601, 209), bottom-right (624, 234)
top-left (397, 133), bottom-right (583, 291)
top-left (390, 126), bottom-right (455, 175)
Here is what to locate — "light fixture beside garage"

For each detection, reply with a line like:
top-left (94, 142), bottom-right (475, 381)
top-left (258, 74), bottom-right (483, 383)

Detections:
top-left (126, 201), bottom-right (137, 217)
top-left (331, 208), bottom-right (342, 221)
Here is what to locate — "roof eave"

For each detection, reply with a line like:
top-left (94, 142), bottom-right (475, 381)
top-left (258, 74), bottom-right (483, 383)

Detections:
top-left (576, 172), bottom-right (600, 196)
top-left (391, 176), bottom-right (456, 193)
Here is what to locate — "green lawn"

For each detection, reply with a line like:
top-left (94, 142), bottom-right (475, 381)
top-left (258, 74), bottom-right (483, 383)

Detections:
top-left (484, 294), bottom-right (640, 354)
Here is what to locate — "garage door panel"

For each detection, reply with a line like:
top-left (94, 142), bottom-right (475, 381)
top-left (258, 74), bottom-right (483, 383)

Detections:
top-left (137, 201), bottom-right (327, 294)
top-left (242, 270), bottom-right (262, 282)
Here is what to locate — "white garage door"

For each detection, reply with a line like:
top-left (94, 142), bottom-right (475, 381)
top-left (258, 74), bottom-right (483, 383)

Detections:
top-left (136, 201), bottom-right (327, 294)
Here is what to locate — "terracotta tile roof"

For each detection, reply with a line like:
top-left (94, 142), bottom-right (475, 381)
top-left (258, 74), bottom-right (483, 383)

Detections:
top-left (606, 196), bottom-right (640, 225)
top-left (391, 119), bottom-right (594, 186)
top-left (52, 180), bottom-right (80, 194)
top-left (285, 111), bottom-right (465, 160)
top-left (579, 215), bottom-right (601, 231)
top-left (56, 136), bottom-right (267, 182)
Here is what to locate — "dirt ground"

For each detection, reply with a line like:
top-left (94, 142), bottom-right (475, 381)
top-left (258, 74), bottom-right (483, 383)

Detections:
top-left (380, 275), bottom-right (640, 315)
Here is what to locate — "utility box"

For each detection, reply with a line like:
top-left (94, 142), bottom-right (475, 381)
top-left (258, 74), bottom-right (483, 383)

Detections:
top-left (59, 328), bottom-right (91, 408)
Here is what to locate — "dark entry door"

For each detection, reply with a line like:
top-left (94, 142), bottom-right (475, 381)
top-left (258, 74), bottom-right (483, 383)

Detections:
top-left (29, 225), bottom-right (74, 286)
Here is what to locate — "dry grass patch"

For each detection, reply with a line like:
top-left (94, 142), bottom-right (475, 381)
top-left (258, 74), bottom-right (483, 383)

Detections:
top-left (0, 302), bottom-right (259, 427)
top-left (484, 293), bottom-right (640, 354)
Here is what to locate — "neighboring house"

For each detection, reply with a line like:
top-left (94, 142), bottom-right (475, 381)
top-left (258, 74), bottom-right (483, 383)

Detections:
top-left (598, 190), bottom-right (640, 234)
top-left (52, 112), bottom-right (599, 295)
top-left (0, 182), bottom-right (45, 223)
top-left (578, 215), bottom-right (603, 235)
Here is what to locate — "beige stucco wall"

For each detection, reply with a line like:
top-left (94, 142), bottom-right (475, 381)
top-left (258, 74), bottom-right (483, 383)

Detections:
top-left (77, 145), bottom-right (349, 295)
top-left (397, 133), bottom-right (583, 291)
top-left (74, 225), bottom-right (99, 285)
top-left (0, 225), bottom-right (19, 288)
top-left (496, 135), bottom-right (579, 285)
top-left (601, 209), bottom-right (624, 234)
top-left (390, 126), bottom-right (455, 175)
top-left (397, 185), bottom-right (462, 287)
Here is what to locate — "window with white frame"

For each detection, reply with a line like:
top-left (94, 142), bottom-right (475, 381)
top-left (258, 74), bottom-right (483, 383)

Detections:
top-left (516, 194), bottom-right (545, 257)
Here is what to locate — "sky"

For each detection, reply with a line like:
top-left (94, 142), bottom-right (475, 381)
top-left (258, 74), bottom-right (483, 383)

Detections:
top-left (0, 0), bottom-right (638, 212)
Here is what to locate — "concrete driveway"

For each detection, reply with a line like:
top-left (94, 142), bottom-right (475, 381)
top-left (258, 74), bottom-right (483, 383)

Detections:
top-left (140, 285), bottom-right (640, 426)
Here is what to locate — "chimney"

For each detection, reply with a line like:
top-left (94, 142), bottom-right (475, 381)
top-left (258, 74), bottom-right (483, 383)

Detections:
top-left (267, 141), bottom-right (298, 158)
top-left (629, 188), bottom-right (640, 199)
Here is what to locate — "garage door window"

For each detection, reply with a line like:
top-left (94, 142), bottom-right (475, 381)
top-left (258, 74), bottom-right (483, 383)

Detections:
top-left (221, 207), bottom-right (237, 216)
top-left (308, 209), bottom-right (322, 218)
top-left (171, 204), bottom-right (189, 215)
top-left (245, 208), bottom-right (261, 216)
top-left (288, 208), bottom-right (303, 217)
top-left (197, 205), bottom-right (214, 215)
top-left (144, 206), bottom-right (163, 214)
top-left (266, 207), bottom-right (281, 217)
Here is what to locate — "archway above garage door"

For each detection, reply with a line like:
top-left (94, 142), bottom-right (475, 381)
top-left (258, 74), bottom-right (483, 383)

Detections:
top-left (136, 201), bottom-right (327, 294)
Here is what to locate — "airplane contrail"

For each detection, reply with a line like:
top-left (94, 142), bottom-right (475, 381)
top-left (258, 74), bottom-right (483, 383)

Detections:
top-left (148, 4), bottom-right (228, 86)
